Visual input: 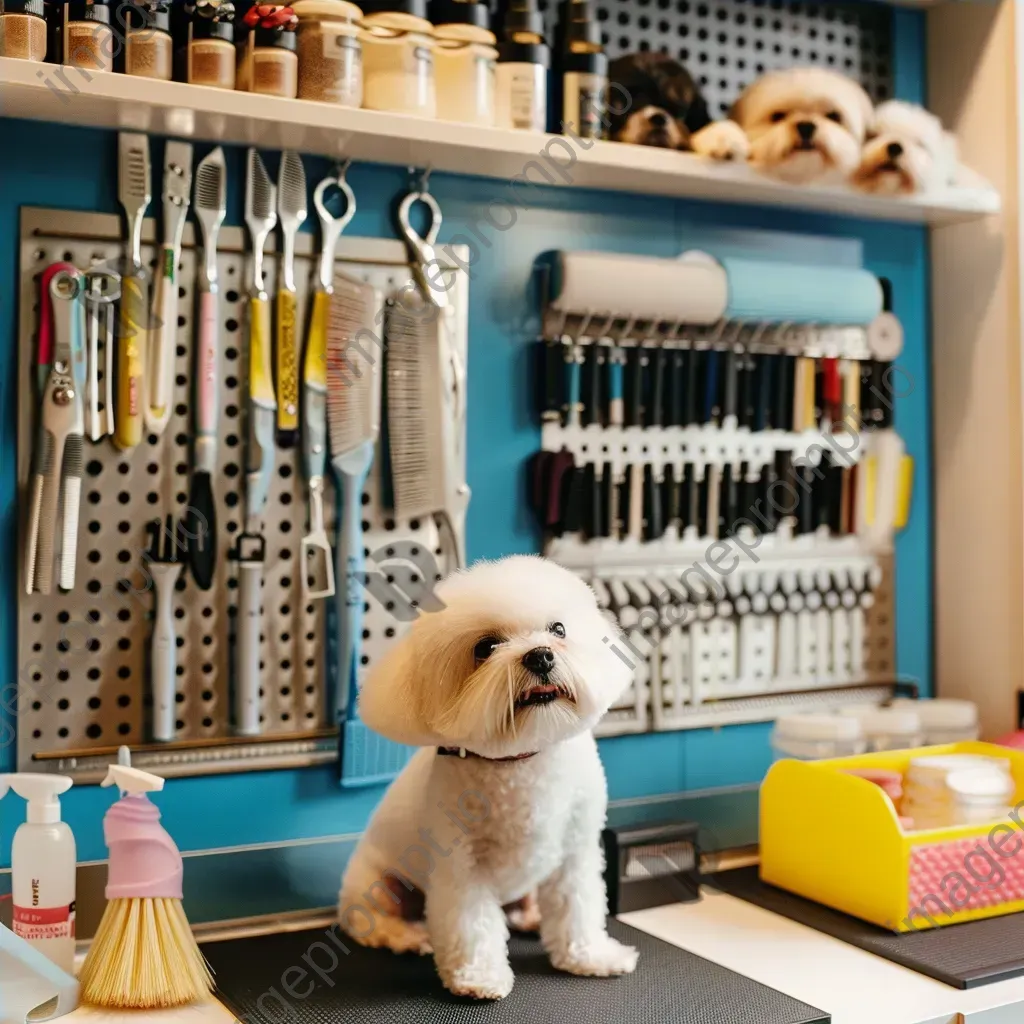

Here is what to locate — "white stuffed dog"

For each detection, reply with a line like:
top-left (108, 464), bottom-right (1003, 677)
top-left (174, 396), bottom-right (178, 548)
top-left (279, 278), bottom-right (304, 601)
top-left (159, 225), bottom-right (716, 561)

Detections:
top-left (339, 555), bottom-right (638, 1000)
top-left (731, 66), bottom-right (873, 184)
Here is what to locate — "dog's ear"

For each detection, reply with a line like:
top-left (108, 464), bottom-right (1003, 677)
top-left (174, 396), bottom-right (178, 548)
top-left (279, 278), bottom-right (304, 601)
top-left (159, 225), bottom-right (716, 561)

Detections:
top-left (358, 627), bottom-right (441, 747)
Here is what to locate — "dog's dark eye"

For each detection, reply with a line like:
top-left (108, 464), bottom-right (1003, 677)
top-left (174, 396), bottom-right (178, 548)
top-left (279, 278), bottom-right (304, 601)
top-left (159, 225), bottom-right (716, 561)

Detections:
top-left (548, 622), bottom-right (566, 639)
top-left (474, 637), bottom-right (501, 660)
top-left (826, 110), bottom-right (843, 124)
top-left (770, 111), bottom-right (786, 123)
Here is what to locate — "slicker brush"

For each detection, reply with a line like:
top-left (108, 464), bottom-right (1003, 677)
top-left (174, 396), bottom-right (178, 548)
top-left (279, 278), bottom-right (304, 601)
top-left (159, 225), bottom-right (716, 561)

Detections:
top-left (79, 756), bottom-right (213, 1009)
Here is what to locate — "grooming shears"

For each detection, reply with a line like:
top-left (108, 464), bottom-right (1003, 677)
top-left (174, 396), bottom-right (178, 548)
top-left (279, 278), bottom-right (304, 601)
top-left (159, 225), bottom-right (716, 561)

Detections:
top-left (25, 267), bottom-right (87, 594)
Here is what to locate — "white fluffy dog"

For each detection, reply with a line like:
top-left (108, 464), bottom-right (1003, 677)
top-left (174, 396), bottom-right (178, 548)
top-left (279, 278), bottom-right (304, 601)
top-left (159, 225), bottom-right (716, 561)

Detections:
top-left (732, 67), bottom-right (873, 184)
top-left (853, 99), bottom-right (957, 195)
top-left (339, 555), bottom-right (638, 1000)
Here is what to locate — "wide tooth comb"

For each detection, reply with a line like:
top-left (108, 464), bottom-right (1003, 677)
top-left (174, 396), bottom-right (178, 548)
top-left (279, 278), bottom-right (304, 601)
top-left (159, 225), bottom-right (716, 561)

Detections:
top-left (246, 150), bottom-right (275, 222)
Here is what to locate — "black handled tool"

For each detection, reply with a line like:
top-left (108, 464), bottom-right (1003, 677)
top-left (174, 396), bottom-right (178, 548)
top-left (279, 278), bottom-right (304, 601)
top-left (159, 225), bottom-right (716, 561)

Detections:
top-left (583, 344), bottom-right (603, 427)
top-left (539, 340), bottom-right (564, 423)
top-left (649, 346), bottom-right (666, 428)
top-left (644, 464), bottom-right (663, 540)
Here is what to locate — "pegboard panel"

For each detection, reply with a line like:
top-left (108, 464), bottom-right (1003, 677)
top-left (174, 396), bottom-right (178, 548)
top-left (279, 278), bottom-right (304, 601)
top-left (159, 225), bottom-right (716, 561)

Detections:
top-left (537, 0), bottom-right (893, 117)
top-left (16, 209), bottom-right (467, 781)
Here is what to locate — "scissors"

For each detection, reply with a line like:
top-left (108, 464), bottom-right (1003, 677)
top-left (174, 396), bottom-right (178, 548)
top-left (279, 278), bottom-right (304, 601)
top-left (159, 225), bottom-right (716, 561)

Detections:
top-left (397, 167), bottom-right (448, 308)
top-left (25, 266), bottom-right (86, 594)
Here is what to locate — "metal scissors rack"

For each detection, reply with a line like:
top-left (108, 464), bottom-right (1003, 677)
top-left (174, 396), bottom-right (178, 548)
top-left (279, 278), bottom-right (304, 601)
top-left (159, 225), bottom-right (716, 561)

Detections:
top-left (15, 207), bottom-right (469, 783)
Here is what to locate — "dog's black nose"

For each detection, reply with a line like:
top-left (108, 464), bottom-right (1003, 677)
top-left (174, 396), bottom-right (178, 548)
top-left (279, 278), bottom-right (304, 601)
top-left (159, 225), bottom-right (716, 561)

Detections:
top-left (796, 120), bottom-right (816, 142)
top-left (648, 110), bottom-right (669, 128)
top-left (522, 647), bottom-right (556, 677)
top-left (887, 141), bottom-right (904, 159)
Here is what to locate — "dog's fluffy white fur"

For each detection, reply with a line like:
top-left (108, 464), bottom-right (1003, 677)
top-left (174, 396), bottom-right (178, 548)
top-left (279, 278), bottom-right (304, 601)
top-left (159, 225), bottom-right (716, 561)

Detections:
top-left (732, 67), bottom-right (873, 184)
top-left (853, 99), bottom-right (957, 195)
top-left (339, 555), bottom-right (638, 1000)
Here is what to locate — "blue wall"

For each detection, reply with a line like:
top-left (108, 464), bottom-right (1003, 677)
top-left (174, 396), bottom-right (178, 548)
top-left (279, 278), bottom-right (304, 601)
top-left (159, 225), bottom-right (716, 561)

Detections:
top-left (0, 8), bottom-right (930, 866)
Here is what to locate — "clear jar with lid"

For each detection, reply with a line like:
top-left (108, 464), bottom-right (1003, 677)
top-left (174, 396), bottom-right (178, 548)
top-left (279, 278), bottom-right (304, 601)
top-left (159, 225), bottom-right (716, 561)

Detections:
top-left (855, 707), bottom-right (924, 752)
top-left (179, 1), bottom-right (236, 89)
top-left (292, 0), bottom-right (362, 106)
top-left (0, 0), bottom-right (48, 61)
top-left (771, 713), bottom-right (867, 761)
top-left (890, 698), bottom-right (980, 745)
top-left (238, 5), bottom-right (298, 97)
top-left (360, 0), bottom-right (434, 117)
top-left (122, 1), bottom-right (173, 80)
top-left (63, 0), bottom-right (114, 71)
top-left (431, 0), bottom-right (495, 126)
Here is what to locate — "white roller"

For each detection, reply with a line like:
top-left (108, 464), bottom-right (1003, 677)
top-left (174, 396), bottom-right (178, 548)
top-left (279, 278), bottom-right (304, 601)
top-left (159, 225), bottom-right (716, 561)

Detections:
top-left (549, 249), bottom-right (728, 326)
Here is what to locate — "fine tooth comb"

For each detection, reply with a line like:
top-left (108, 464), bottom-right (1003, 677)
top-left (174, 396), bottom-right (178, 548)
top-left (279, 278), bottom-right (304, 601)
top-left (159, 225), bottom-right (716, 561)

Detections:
top-left (325, 274), bottom-right (380, 730)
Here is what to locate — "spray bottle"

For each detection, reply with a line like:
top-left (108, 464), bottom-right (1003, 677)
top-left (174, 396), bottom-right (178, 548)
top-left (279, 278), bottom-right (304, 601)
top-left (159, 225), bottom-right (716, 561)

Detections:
top-left (2, 773), bottom-right (76, 974)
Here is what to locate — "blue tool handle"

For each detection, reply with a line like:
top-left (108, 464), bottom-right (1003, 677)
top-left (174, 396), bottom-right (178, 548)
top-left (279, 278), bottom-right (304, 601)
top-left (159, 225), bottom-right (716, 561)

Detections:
top-left (335, 447), bottom-right (373, 723)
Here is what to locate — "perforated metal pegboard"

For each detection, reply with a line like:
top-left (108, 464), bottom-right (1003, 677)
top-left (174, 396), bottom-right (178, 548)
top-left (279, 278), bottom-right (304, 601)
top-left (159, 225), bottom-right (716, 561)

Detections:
top-left (16, 208), bottom-right (468, 781)
top-left (537, 0), bottom-right (893, 117)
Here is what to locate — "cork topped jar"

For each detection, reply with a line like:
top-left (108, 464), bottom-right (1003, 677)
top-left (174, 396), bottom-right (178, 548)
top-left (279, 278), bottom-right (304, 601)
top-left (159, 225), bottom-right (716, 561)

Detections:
top-left (63, 0), bottom-right (114, 71)
top-left (360, 0), bottom-right (435, 118)
top-left (123, 1), bottom-right (173, 80)
top-left (238, 3), bottom-right (299, 97)
top-left (431, 0), bottom-right (495, 126)
top-left (292, 0), bottom-right (363, 106)
top-left (182, 0), bottom-right (237, 89)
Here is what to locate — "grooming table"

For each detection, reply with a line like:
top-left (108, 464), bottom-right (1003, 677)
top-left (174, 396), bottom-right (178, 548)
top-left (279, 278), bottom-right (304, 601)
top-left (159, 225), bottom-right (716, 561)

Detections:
top-left (712, 866), bottom-right (1024, 990)
top-left (203, 918), bottom-right (829, 1024)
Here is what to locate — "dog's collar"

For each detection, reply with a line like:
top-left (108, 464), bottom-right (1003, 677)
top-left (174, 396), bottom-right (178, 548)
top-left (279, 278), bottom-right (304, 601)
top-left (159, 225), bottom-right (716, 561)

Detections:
top-left (436, 746), bottom-right (539, 763)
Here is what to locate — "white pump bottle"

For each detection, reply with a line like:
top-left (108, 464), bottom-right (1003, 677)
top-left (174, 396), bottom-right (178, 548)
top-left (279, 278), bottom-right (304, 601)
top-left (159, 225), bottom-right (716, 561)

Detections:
top-left (1, 773), bottom-right (76, 974)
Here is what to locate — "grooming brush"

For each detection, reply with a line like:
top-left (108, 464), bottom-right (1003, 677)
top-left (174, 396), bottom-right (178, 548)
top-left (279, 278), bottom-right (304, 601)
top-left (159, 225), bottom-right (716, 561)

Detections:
top-left (78, 759), bottom-right (213, 1009)
top-left (146, 516), bottom-right (185, 743)
top-left (146, 140), bottom-right (192, 435)
top-left (187, 147), bottom-right (227, 591)
top-left (387, 293), bottom-right (471, 569)
top-left (325, 274), bottom-right (380, 725)
top-left (114, 132), bottom-right (150, 452)
top-left (276, 150), bottom-right (307, 448)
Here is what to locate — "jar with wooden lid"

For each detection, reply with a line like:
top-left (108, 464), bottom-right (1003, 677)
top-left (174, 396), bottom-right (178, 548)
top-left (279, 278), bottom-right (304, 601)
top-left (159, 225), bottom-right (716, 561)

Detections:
top-left (238, 4), bottom-right (298, 97)
top-left (186, 10), bottom-right (236, 87)
top-left (0, 0), bottom-right (48, 60)
top-left (63, 0), bottom-right (113, 71)
top-left (431, 0), bottom-right (495, 126)
top-left (122, 1), bottom-right (173, 80)
top-left (360, 0), bottom-right (434, 117)
top-left (292, 0), bottom-right (362, 106)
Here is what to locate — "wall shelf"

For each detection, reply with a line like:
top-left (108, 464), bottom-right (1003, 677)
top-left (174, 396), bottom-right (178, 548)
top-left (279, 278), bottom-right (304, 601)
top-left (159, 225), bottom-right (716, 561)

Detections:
top-left (0, 57), bottom-right (1000, 226)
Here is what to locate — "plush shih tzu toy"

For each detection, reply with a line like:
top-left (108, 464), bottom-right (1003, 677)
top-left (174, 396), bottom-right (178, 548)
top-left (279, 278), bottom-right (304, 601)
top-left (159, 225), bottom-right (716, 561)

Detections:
top-left (731, 66), bottom-right (873, 184)
top-left (339, 555), bottom-right (638, 1000)
top-left (853, 99), bottom-right (957, 195)
top-left (609, 52), bottom-right (749, 160)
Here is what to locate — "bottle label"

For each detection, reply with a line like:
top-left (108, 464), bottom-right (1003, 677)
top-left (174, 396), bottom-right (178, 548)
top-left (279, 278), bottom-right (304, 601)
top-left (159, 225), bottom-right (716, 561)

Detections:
top-left (509, 67), bottom-right (540, 131)
top-left (14, 902), bottom-right (76, 942)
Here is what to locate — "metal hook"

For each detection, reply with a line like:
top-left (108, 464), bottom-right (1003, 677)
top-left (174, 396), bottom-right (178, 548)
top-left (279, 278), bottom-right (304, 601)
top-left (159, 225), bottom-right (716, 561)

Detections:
top-left (407, 165), bottom-right (432, 193)
top-left (315, 172), bottom-right (357, 290)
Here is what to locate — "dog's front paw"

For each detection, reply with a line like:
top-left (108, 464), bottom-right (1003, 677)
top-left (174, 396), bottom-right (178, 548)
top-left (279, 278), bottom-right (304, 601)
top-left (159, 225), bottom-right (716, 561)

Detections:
top-left (442, 962), bottom-right (515, 1001)
top-left (691, 120), bottom-right (750, 162)
top-left (551, 936), bottom-right (639, 978)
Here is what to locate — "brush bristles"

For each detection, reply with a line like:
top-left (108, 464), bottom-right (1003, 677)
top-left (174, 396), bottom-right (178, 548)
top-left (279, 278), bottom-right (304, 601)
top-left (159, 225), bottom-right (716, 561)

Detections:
top-left (326, 276), bottom-right (380, 457)
top-left (386, 300), bottom-right (446, 517)
top-left (79, 898), bottom-right (214, 1010)
top-left (194, 160), bottom-right (225, 212)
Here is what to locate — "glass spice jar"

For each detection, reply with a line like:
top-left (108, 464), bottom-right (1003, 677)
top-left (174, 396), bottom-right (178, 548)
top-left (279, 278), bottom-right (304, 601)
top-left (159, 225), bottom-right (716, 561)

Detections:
top-left (63, 0), bottom-right (114, 71)
top-left (0, 0), bottom-right (48, 60)
top-left (292, 0), bottom-right (362, 106)
top-left (237, 4), bottom-right (298, 97)
top-left (360, 0), bottom-right (434, 117)
top-left (186, 10), bottom-right (236, 87)
top-left (123, 1), bottom-right (172, 80)
top-left (431, 0), bottom-right (495, 126)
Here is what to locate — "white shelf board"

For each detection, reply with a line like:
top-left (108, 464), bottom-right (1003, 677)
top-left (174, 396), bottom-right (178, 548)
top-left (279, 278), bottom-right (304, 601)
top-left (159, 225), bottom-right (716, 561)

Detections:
top-left (0, 57), bottom-right (1001, 226)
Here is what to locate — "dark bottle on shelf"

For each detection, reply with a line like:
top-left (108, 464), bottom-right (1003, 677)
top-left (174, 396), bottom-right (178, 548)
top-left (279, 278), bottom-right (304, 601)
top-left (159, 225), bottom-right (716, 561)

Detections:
top-left (495, 0), bottom-right (550, 132)
top-left (557, 0), bottom-right (606, 140)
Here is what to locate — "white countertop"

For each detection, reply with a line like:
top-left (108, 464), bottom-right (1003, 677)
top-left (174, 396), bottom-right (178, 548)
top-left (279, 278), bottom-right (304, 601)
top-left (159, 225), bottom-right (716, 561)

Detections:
top-left (54, 890), bottom-right (1024, 1024)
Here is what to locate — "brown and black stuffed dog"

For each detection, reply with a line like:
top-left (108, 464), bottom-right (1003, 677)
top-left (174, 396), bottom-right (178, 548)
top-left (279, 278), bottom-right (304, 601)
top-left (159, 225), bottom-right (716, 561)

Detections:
top-left (608, 52), bottom-right (748, 160)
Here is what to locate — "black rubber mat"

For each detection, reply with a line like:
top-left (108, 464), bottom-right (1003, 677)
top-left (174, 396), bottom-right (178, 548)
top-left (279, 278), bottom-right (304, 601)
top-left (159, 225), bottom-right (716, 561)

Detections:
top-left (204, 917), bottom-right (829, 1023)
top-left (712, 866), bottom-right (1024, 990)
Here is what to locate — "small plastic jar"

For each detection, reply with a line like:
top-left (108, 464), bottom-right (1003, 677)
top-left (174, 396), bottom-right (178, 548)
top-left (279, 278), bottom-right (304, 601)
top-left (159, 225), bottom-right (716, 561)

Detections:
top-left (771, 713), bottom-right (867, 761)
top-left (123, 1), bottom-right (173, 80)
top-left (238, 18), bottom-right (298, 96)
top-left (360, 0), bottom-right (435, 117)
top-left (63, 0), bottom-right (113, 71)
top-left (857, 707), bottom-right (924, 752)
top-left (891, 697), bottom-right (980, 745)
top-left (0, 0), bottom-right (48, 61)
top-left (186, 14), bottom-right (236, 87)
top-left (431, 0), bottom-right (495, 126)
top-left (292, 0), bottom-right (362, 106)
